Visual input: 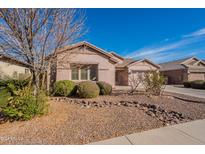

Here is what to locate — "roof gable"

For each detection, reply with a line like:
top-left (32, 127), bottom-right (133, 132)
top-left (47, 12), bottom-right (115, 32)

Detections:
top-left (128, 59), bottom-right (161, 69)
top-left (116, 58), bottom-right (137, 67)
top-left (160, 57), bottom-right (205, 71)
top-left (181, 57), bottom-right (200, 65)
top-left (181, 57), bottom-right (205, 67)
top-left (56, 41), bottom-right (118, 63)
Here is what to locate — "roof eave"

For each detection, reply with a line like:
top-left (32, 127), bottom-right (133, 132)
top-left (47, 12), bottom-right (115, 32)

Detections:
top-left (54, 41), bottom-right (118, 64)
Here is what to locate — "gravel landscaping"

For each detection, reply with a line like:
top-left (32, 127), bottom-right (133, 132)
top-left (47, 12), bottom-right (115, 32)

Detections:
top-left (0, 92), bottom-right (205, 144)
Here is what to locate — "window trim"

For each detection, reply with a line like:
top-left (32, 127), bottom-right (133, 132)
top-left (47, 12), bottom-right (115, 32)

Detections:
top-left (71, 67), bottom-right (79, 80)
top-left (70, 64), bottom-right (97, 81)
top-left (13, 71), bottom-right (18, 78)
top-left (80, 68), bottom-right (88, 80)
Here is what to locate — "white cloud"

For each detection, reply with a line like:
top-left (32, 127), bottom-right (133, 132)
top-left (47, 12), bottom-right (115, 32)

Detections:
top-left (126, 38), bottom-right (194, 59)
top-left (183, 28), bottom-right (205, 38)
top-left (125, 27), bottom-right (205, 63)
top-left (150, 50), bottom-right (204, 63)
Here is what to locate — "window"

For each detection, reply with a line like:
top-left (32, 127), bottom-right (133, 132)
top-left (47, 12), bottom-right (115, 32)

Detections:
top-left (90, 65), bottom-right (97, 81)
top-left (25, 68), bottom-right (29, 74)
top-left (81, 68), bottom-right (88, 80)
top-left (71, 68), bottom-right (79, 80)
top-left (71, 64), bottom-right (98, 81)
top-left (12, 71), bottom-right (18, 78)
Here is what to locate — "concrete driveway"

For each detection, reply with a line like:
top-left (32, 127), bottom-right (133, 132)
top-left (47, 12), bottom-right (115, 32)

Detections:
top-left (165, 85), bottom-right (205, 99)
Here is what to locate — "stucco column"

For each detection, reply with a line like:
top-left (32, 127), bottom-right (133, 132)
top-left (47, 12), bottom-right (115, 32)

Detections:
top-left (87, 68), bottom-right (90, 80)
top-left (78, 68), bottom-right (81, 80)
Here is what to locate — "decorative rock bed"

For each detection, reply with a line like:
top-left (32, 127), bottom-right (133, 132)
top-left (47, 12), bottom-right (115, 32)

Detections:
top-left (51, 97), bottom-right (192, 125)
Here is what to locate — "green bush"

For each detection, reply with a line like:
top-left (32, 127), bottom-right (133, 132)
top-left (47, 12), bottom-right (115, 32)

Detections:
top-left (77, 81), bottom-right (100, 98)
top-left (0, 89), bottom-right (11, 108)
top-left (96, 81), bottom-right (112, 95)
top-left (54, 80), bottom-right (77, 96)
top-left (1, 87), bottom-right (48, 121)
top-left (190, 80), bottom-right (205, 89)
top-left (183, 81), bottom-right (191, 88)
top-left (0, 79), bottom-right (29, 96)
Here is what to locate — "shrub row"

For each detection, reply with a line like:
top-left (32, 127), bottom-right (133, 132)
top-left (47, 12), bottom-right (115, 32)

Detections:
top-left (183, 80), bottom-right (205, 89)
top-left (0, 79), bottom-right (29, 96)
top-left (77, 81), bottom-right (100, 98)
top-left (1, 87), bottom-right (48, 121)
top-left (0, 79), bottom-right (48, 121)
top-left (54, 80), bottom-right (76, 97)
top-left (53, 80), bottom-right (112, 98)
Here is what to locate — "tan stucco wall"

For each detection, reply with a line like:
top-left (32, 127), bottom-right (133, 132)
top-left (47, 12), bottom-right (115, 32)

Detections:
top-left (188, 72), bottom-right (205, 81)
top-left (56, 46), bottom-right (116, 86)
top-left (0, 61), bottom-right (29, 79)
top-left (127, 61), bottom-right (159, 86)
top-left (128, 61), bottom-right (158, 72)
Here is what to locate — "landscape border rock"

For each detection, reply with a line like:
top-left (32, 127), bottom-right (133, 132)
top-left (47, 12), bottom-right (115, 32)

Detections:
top-left (50, 97), bottom-right (192, 125)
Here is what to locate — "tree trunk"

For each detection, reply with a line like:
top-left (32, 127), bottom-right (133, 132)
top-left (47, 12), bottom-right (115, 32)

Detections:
top-left (41, 72), bottom-right (46, 90)
top-left (31, 70), bottom-right (40, 96)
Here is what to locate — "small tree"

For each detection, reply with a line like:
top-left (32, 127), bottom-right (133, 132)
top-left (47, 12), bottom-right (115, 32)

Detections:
top-left (128, 72), bottom-right (143, 94)
top-left (143, 71), bottom-right (166, 96)
top-left (0, 9), bottom-right (86, 94)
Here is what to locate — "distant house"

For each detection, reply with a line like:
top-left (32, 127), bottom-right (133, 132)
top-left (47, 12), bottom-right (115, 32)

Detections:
top-left (0, 54), bottom-right (30, 79)
top-left (48, 41), bottom-right (160, 88)
top-left (160, 57), bottom-right (205, 84)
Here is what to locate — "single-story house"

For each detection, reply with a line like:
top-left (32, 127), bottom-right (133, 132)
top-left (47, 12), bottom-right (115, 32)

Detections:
top-left (47, 41), bottom-right (160, 88)
top-left (159, 57), bottom-right (205, 84)
top-left (0, 54), bottom-right (30, 79)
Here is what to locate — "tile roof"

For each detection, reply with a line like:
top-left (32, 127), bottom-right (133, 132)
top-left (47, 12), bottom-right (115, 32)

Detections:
top-left (109, 52), bottom-right (124, 60)
top-left (159, 57), bottom-right (193, 71)
top-left (0, 54), bottom-right (30, 67)
top-left (116, 58), bottom-right (137, 67)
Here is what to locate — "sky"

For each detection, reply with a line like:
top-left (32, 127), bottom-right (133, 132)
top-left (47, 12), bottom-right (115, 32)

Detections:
top-left (82, 9), bottom-right (205, 63)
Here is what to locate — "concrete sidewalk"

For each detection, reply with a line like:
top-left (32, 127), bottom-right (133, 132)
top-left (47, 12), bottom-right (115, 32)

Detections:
top-left (165, 85), bottom-right (205, 99)
top-left (89, 119), bottom-right (205, 145)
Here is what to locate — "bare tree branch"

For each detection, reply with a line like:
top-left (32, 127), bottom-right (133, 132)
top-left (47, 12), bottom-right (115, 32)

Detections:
top-left (0, 8), bottom-right (86, 93)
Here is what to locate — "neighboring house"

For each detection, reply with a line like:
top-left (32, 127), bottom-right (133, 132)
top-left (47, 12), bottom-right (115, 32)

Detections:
top-left (160, 57), bottom-right (205, 84)
top-left (0, 54), bottom-right (30, 79)
top-left (48, 41), bottom-right (160, 88)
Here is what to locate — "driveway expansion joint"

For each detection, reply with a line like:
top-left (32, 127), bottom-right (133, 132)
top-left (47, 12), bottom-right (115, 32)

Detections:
top-left (125, 135), bottom-right (134, 145)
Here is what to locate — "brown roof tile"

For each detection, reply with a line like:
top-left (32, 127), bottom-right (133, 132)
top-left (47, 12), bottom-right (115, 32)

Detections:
top-left (116, 58), bottom-right (138, 67)
top-left (159, 57), bottom-right (193, 71)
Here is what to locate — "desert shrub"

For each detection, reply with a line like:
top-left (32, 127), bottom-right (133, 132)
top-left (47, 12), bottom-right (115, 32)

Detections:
top-left (96, 81), bottom-right (112, 95)
top-left (183, 81), bottom-right (191, 88)
top-left (143, 71), bottom-right (166, 96)
top-left (0, 79), bottom-right (29, 96)
top-left (190, 80), bottom-right (205, 89)
top-left (77, 81), bottom-right (100, 98)
top-left (1, 87), bottom-right (48, 121)
top-left (54, 80), bottom-right (77, 96)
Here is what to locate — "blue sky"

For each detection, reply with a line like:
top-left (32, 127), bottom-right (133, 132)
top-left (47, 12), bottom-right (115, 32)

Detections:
top-left (82, 9), bottom-right (205, 63)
